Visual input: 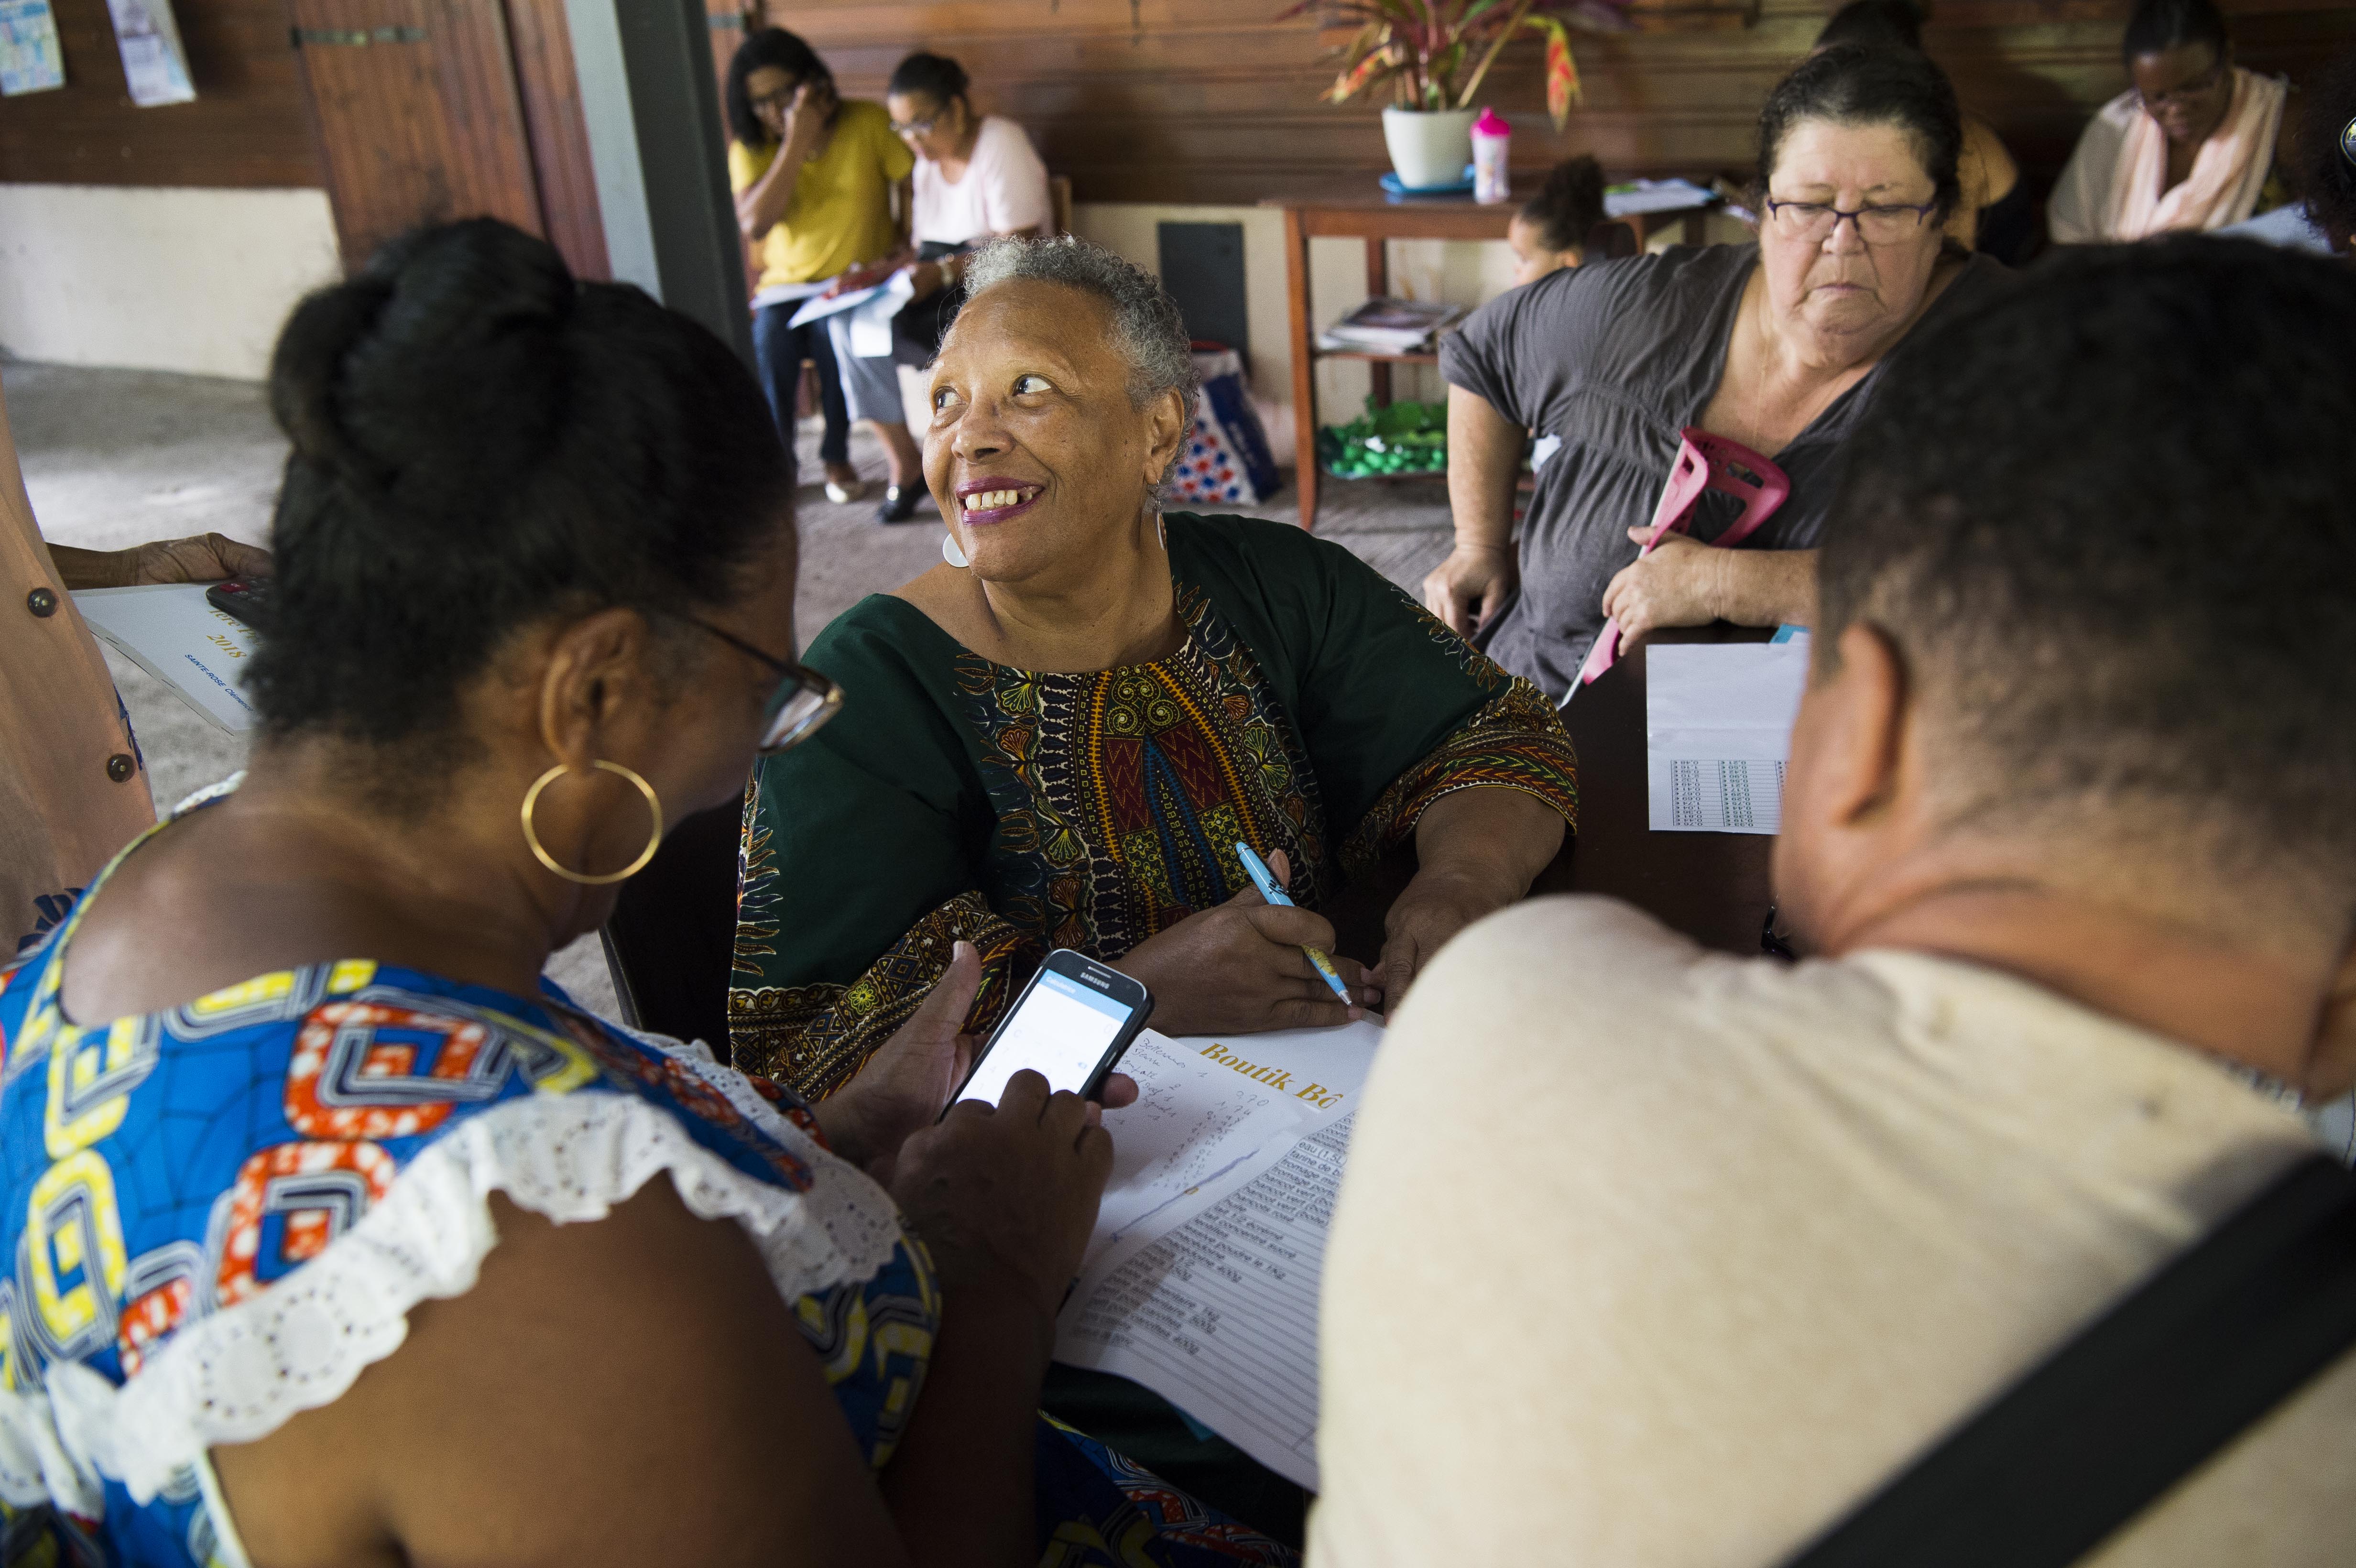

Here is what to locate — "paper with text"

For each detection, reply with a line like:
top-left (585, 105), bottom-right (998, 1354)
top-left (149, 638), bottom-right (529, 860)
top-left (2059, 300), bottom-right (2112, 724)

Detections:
top-left (1646, 638), bottom-right (1811, 835)
top-left (73, 584), bottom-right (259, 733)
top-left (1057, 1020), bottom-right (1380, 1489)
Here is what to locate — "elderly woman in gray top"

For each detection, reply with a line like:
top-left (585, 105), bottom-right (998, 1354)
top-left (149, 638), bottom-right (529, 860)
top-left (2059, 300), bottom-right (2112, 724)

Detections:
top-left (1426, 45), bottom-right (2007, 697)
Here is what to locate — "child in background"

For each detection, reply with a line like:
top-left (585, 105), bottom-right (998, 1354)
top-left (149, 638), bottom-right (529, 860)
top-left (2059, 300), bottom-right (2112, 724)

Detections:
top-left (1506, 155), bottom-right (1605, 286)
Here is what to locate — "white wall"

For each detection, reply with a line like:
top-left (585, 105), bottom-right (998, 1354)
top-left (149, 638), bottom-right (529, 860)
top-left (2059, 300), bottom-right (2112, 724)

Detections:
top-left (0, 185), bottom-right (341, 381)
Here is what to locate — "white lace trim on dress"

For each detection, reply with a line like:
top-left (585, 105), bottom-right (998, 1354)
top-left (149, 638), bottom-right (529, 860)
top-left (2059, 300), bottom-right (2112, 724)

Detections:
top-left (0, 1080), bottom-right (905, 1508)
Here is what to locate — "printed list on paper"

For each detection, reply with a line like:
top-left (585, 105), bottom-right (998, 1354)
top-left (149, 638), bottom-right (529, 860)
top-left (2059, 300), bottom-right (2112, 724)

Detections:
top-left (1645, 635), bottom-right (1811, 835)
top-left (1054, 1020), bottom-right (1380, 1492)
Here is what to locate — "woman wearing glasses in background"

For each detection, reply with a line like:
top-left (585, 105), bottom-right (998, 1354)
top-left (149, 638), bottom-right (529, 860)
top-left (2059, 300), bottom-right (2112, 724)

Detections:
top-left (1425, 45), bottom-right (2006, 696)
top-left (0, 218), bottom-right (1305, 1568)
top-left (726, 27), bottom-right (928, 522)
top-left (2049, 0), bottom-right (2291, 245)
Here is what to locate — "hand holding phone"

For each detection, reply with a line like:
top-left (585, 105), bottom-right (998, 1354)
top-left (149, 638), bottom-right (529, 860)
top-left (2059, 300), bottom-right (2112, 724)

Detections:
top-left (948, 949), bottom-right (1153, 1112)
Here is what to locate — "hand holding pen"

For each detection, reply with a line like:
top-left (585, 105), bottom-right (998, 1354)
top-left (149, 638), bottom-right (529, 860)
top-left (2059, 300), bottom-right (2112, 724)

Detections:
top-left (1106, 845), bottom-right (1376, 1034)
top-left (1233, 841), bottom-right (1359, 1009)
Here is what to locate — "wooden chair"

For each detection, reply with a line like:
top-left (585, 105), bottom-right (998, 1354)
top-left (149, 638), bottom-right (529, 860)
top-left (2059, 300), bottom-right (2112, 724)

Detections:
top-left (1050, 175), bottom-right (1073, 238)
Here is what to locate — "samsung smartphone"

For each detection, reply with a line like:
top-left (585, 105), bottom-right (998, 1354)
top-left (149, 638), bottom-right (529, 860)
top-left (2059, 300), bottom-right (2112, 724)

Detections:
top-left (204, 577), bottom-right (273, 629)
top-left (948, 949), bottom-right (1153, 1111)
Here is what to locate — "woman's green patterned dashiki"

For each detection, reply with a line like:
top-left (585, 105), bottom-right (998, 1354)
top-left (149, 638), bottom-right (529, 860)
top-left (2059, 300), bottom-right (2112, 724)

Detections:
top-left (731, 513), bottom-right (1580, 1097)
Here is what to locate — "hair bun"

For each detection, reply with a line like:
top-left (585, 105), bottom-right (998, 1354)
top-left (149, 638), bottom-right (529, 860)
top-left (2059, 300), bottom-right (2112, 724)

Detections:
top-left (270, 220), bottom-right (578, 499)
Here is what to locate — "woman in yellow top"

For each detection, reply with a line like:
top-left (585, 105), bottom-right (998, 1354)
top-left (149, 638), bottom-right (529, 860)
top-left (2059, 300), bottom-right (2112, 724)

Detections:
top-left (726, 28), bottom-right (926, 521)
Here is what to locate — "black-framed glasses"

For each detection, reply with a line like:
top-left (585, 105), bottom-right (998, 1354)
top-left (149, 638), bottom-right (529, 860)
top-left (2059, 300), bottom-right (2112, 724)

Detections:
top-left (687, 616), bottom-right (842, 754)
top-left (2137, 56), bottom-right (2227, 112)
top-left (889, 113), bottom-right (939, 139)
top-left (1763, 196), bottom-right (1938, 245)
top-left (1760, 904), bottom-right (1799, 962)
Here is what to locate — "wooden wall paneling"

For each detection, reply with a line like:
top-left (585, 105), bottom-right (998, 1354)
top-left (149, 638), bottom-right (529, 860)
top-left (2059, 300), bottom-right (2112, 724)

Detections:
top-left (502, 0), bottom-right (608, 279)
top-left (0, 0), bottom-right (320, 186)
top-left (286, 0), bottom-right (545, 269)
top-left (751, 0), bottom-right (2356, 208)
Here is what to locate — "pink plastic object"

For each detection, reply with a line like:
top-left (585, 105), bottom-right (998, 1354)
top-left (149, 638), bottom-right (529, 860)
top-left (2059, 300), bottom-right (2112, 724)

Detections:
top-left (1576, 427), bottom-right (1790, 687)
top-left (1472, 108), bottom-right (1512, 204)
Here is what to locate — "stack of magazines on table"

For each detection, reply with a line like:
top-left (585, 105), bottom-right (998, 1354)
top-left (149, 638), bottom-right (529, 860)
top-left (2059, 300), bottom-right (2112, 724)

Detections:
top-left (1317, 297), bottom-right (1465, 356)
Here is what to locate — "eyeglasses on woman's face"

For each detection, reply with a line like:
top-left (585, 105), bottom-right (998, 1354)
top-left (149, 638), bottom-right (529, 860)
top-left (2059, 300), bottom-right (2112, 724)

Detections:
top-left (685, 615), bottom-right (842, 754)
top-left (2135, 53), bottom-right (2227, 113)
top-left (890, 112), bottom-right (940, 139)
top-left (1763, 195), bottom-right (1939, 245)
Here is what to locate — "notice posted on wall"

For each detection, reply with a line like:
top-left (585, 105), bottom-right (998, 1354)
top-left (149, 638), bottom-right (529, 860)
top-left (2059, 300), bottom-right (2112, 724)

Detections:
top-left (1645, 633), bottom-right (1811, 835)
top-left (1054, 1019), bottom-right (1382, 1492)
top-left (0, 0), bottom-right (66, 95)
top-left (72, 584), bottom-right (259, 733)
top-left (106, 0), bottom-right (194, 106)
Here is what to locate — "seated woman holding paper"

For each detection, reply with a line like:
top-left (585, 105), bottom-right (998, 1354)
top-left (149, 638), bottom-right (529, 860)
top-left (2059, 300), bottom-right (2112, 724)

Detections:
top-left (1423, 44), bottom-right (2006, 697)
top-left (862, 52), bottom-right (1056, 370)
top-left (2047, 0), bottom-right (2291, 246)
top-left (0, 217), bottom-right (1306, 1568)
top-left (728, 237), bottom-right (1579, 1099)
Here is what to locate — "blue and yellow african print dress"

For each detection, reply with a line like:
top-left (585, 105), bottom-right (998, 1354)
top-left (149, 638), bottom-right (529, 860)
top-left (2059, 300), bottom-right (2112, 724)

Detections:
top-left (730, 512), bottom-right (1582, 1097)
top-left (0, 805), bottom-right (1293, 1567)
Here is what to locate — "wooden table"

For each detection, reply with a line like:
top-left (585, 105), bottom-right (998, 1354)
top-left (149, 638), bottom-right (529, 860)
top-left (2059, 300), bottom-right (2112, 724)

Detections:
top-left (1260, 182), bottom-right (1714, 529)
top-left (1330, 625), bottom-right (1777, 962)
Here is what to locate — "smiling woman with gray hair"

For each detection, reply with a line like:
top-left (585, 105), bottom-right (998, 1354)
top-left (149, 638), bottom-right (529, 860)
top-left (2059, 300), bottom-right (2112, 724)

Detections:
top-left (731, 235), bottom-right (1579, 1099)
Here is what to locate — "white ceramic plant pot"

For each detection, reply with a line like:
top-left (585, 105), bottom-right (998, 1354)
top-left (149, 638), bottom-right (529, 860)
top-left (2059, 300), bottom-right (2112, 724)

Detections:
top-left (1381, 106), bottom-right (1478, 189)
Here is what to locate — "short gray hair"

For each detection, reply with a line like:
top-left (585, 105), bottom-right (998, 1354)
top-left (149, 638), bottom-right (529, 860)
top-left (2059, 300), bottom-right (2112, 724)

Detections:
top-left (961, 235), bottom-right (1201, 435)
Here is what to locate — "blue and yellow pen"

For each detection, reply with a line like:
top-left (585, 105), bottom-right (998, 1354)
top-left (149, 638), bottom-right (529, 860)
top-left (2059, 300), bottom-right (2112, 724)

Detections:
top-left (1233, 841), bottom-right (1355, 1005)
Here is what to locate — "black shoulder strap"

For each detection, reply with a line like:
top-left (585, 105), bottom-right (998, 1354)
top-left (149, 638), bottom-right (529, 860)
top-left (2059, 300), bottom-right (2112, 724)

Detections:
top-left (1783, 1153), bottom-right (2356, 1568)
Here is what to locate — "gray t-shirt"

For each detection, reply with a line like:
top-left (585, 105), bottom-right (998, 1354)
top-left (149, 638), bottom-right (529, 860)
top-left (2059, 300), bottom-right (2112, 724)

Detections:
top-left (1440, 243), bottom-right (2007, 695)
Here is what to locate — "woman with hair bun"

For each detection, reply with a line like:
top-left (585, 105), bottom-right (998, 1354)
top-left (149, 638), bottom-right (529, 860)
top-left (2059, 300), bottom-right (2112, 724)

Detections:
top-left (1508, 155), bottom-right (1605, 286)
top-left (0, 217), bottom-right (1298, 1568)
top-left (838, 52), bottom-right (1057, 381)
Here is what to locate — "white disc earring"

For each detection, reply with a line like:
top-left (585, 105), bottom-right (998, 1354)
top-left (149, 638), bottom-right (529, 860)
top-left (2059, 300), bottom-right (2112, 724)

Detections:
top-left (941, 531), bottom-right (970, 568)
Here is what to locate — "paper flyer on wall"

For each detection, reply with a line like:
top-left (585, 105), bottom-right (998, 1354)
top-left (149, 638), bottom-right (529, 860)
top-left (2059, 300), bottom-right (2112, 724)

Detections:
top-left (0, 0), bottom-right (65, 95)
top-left (1645, 635), bottom-right (1810, 835)
top-left (106, 0), bottom-right (194, 107)
top-left (72, 584), bottom-right (259, 733)
top-left (1054, 1018), bottom-right (1383, 1491)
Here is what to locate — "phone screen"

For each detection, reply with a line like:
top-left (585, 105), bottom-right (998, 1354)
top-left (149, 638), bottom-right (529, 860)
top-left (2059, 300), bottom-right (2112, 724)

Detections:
top-left (958, 965), bottom-right (1137, 1106)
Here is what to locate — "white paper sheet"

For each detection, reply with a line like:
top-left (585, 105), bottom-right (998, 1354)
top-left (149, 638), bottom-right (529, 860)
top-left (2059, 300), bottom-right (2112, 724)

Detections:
top-left (1056, 1019), bottom-right (1381, 1490)
top-left (72, 584), bottom-right (260, 733)
top-left (1603, 178), bottom-right (1716, 217)
top-left (0, 0), bottom-right (66, 95)
top-left (105, 0), bottom-right (193, 107)
top-left (1645, 637), bottom-right (1810, 835)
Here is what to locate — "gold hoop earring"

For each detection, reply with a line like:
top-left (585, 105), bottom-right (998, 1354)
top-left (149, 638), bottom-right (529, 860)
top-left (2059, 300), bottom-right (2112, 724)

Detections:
top-left (520, 760), bottom-right (664, 885)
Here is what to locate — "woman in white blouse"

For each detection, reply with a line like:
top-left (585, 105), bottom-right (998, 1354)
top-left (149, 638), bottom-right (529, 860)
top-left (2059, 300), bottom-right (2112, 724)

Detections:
top-left (873, 54), bottom-right (1053, 359)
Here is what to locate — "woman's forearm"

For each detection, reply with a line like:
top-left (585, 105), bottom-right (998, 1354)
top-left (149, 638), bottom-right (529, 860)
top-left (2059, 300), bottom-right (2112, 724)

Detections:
top-left (1447, 385), bottom-right (1523, 552)
top-left (1711, 547), bottom-right (1818, 630)
top-left (739, 152), bottom-right (801, 241)
top-left (1413, 785), bottom-right (1565, 900)
top-left (878, 1270), bottom-right (1051, 1568)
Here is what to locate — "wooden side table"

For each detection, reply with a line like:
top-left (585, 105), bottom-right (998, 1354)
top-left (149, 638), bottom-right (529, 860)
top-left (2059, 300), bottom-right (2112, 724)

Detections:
top-left (1260, 184), bottom-right (1712, 528)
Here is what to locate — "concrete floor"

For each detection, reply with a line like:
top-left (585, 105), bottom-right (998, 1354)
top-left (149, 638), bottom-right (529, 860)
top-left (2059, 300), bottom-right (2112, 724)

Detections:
top-left (8, 358), bottom-right (1454, 1029)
